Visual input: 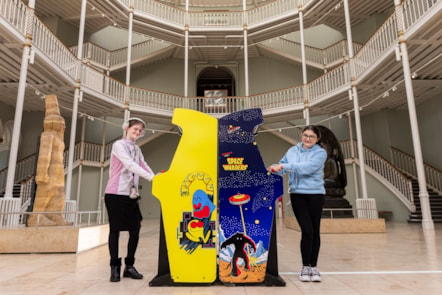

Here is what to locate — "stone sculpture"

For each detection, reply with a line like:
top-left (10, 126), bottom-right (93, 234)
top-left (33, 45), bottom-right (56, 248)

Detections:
top-left (317, 125), bottom-right (347, 197)
top-left (27, 95), bottom-right (71, 227)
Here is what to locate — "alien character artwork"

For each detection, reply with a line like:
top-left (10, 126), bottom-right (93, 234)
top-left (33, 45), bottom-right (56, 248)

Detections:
top-left (220, 232), bottom-right (256, 277)
top-left (218, 109), bottom-right (283, 284)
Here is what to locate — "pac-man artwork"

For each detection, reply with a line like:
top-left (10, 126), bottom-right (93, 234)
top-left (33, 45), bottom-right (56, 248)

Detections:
top-left (152, 109), bottom-right (218, 283)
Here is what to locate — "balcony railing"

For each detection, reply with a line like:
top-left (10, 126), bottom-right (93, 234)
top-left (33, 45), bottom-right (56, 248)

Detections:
top-left (1, 0), bottom-right (437, 118)
top-left (391, 147), bottom-right (442, 195)
top-left (341, 140), bottom-right (414, 209)
top-left (2, 135), bottom-right (421, 226)
top-left (0, 154), bottom-right (36, 194)
top-left (70, 40), bottom-right (173, 70)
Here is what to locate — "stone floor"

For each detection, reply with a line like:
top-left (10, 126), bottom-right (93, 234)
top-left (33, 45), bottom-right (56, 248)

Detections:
top-left (1, 218), bottom-right (442, 294)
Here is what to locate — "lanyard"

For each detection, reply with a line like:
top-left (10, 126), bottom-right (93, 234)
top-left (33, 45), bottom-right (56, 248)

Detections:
top-left (124, 141), bottom-right (139, 191)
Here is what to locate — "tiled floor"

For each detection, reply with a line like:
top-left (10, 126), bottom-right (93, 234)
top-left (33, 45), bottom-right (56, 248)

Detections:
top-left (1, 219), bottom-right (442, 294)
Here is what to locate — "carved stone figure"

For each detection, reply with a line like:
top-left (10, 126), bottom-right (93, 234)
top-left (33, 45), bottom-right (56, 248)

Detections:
top-left (317, 125), bottom-right (347, 197)
top-left (27, 95), bottom-right (71, 226)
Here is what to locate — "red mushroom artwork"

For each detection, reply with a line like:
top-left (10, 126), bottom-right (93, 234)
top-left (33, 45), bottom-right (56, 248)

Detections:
top-left (229, 193), bottom-right (250, 236)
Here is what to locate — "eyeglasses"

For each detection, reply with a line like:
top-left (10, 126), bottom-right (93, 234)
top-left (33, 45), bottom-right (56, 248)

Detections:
top-left (302, 134), bottom-right (317, 140)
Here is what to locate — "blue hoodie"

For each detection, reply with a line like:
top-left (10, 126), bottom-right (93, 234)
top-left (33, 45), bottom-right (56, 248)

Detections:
top-left (277, 142), bottom-right (327, 194)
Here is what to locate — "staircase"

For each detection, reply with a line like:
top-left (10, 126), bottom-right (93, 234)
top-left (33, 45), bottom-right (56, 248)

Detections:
top-left (0, 184), bottom-right (21, 198)
top-left (322, 196), bottom-right (354, 219)
top-left (408, 179), bottom-right (442, 223)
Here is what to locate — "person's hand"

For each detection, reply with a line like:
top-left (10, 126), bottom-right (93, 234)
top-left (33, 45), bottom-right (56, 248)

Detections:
top-left (268, 164), bottom-right (283, 172)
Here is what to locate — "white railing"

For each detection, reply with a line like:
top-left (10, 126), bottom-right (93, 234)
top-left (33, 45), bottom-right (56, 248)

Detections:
top-left (72, 37), bottom-right (362, 74)
top-left (260, 39), bottom-right (363, 70)
top-left (1, 136), bottom-right (429, 224)
top-left (70, 40), bottom-right (173, 71)
top-left (356, 198), bottom-right (379, 218)
top-left (0, 154), bottom-right (36, 194)
top-left (322, 207), bottom-right (378, 219)
top-left (63, 142), bottom-right (80, 169)
top-left (248, 0), bottom-right (299, 26)
top-left (250, 86), bottom-right (304, 111)
top-left (324, 41), bottom-right (362, 65)
top-left (64, 200), bottom-right (76, 223)
top-left (120, 39), bottom-right (171, 64)
top-left (260, 123), bottom-right (302, 143)
top-left (129, 86), bottom-right (183, 112)
top-left (131, 0), bottom-right (185, 27)
top-left (28, 9), bottom-right (128, 107)
top-left (0, 209), bottom-right (101, 229)
top-left (71, 43), bottom-right (110, 68)
top-left (0, 137), bottom-right (116, 202)
top-left (104, 138), bottom-right (119, 162)
top-left (308, 65), bottom-right (350, 103)
top-left (189, 10), bottom-right (243, 28)
top-left (186, 96), bottom-right (247, 115)
top-left (125, 0), bottom-right (300, 28)
top-left (84, 42), bottom-right (109, 67)
top-left (0, 135), bottom-right (132, 200)
top-left (20, 176), bottom-right (34, 211)
top-left (390, 147), bottom-right (442, 195)
top-left (340, 140), bottom-right (414, 207)
top-left (81, 65), bottom-right (105, 93)
top-left (402, 0), bottom-right (438, 30)
top-left (1, 0), bottom-right (436, 119)
top-left (62, 139), bottom-right (117, 168)
top-left (0, 0), bottom-right (28, 34)
top-left (1, 0), bottom-right (437, 224)
top-left (32, 18), bottom-right (79, 80)
top-left (83, 142), bottom-right (102, 163)
top-left (353, 13), bottom-right (398, 78)
top-left (81, 139), bottom-right (118, 164)
top-left (0, 198), bottom-right (20, 227)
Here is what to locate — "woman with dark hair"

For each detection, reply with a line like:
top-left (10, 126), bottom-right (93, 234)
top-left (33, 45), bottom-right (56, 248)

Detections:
top-left (268, 125), bottom-right (327, 282)
top-left (104, 117), bottom-right (155, 282)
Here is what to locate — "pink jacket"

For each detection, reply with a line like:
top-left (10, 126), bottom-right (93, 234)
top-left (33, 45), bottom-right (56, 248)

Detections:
top-left (105, 138), bottom-right (154, 195)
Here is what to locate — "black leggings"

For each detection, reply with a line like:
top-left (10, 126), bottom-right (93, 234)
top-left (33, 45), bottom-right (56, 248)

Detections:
top-left (108, 228), bottom-right (140, 262)
top-left (290, 193), bottom-right (324, 267)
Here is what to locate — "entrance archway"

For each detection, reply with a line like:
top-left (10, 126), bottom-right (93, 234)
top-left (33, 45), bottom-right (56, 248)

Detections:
top-left (197, 67), bottom-right (235, 97)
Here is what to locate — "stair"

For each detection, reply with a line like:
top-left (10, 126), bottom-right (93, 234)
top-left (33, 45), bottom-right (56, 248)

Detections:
top-left (408, 179), bottom-right (442, 223)
top-left (0, 184), bottom-right (21, 198)
top-left (322, 196), bottom-right (354, 219)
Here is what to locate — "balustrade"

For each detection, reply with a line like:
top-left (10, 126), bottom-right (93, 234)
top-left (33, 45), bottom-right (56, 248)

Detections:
top-left (0, 0), bottom-right (433, 118)
top-left (341, 140), bottom-right (414, 208)
top-left (353, 15), bottom-right (397, 78)
top-left (0, 0), bottom-right (438, 210)
top-left (391, 147), bottom-right (442, 194)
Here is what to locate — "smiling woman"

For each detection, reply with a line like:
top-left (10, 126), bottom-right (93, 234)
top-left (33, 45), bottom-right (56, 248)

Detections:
top-left (104, 117), bottom-right (156, 283)
top-left (268, 125), bottom-right (327, 282)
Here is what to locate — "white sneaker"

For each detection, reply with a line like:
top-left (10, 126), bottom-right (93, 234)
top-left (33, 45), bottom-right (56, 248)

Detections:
top-left (299, 266), bottom-right (311, 282)
top-left (310, 266), bottom-right (322, 282)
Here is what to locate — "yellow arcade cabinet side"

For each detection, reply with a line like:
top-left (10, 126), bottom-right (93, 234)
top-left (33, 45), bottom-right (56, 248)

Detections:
top-left (150, 108), bottom-right (218, 285)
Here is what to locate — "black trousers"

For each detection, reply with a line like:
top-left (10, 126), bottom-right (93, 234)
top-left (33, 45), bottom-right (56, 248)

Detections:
top-left (108, 228), bottom-right (140, 265)
top-left (290, 193), bottom-right (325, 267)
top-left (105, 194), bottom-right (142, 265)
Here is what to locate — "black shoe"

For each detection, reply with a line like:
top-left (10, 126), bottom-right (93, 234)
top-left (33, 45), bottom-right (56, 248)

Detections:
top-left (123, 266), bottom-right (143, 279)
top-left (110, 265), bottom-right (121, 282)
